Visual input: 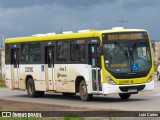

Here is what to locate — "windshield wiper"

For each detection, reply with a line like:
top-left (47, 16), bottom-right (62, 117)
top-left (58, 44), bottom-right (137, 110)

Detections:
top-left (129, 48), bottom-right (134, 62)
top-left (129, 41), bottom-right (139, 62)
top-left (115, 42), bottom-right (130, 63)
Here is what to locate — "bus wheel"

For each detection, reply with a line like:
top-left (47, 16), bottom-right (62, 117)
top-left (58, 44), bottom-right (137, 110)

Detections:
top-left (79, 80), bottom-right (93, 101)
top-left (27, 78), bottom-right (38, 97)
top-left (119, 93), bottom-right (131, 99)
top-left (62, 93), bottom-right (76, 96)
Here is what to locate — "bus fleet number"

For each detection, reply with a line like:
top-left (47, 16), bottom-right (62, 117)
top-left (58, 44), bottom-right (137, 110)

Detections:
top-left (25, 67), bottom-right (33, 72)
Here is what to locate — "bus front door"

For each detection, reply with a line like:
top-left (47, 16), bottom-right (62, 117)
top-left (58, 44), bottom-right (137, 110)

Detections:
top-left (11, 48), bottom-right (20, 89)
top-left (89, 45), bottom-right (102, 93)
top-left (45, 46), bottom-right (55, 91)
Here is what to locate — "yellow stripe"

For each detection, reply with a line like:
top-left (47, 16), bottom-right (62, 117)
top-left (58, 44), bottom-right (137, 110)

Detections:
top-left (5, 30), bottom-right (99, 43)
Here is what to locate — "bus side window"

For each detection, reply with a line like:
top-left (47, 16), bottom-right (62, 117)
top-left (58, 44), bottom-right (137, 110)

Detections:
top-left (21, 44), bottom-right (29, 62)
top-left (71, 40), bottom-right (85, 62)
top-left (21, 43), bottom-right (41, 63)
top-left (56, 41), bottom-right (69, 61)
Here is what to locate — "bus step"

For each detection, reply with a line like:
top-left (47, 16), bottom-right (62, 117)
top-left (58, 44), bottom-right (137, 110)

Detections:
top-left (93, 91), bottom-right (103, 94)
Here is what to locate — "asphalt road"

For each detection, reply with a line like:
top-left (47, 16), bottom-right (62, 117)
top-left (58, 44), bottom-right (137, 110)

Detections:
top-left (0, 74), bottom-right (160, 111)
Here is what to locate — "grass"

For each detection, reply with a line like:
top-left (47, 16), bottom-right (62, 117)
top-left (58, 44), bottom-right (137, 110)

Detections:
top-left (0, 73), bottom-right (6, 87)
top-left (0, 81), bottom-right (6, 87)
top-left (108, 117), bottom-right (122, 120)
top-left (63, 115), bottom-right (84, 120)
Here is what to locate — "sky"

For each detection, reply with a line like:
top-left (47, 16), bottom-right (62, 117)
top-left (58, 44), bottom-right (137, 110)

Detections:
top-left (0, 0), bottom-right (160, 45)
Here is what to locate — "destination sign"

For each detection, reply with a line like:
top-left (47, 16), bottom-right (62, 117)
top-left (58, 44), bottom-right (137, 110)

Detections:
top-left (104, 32), bottom-right (148, 41)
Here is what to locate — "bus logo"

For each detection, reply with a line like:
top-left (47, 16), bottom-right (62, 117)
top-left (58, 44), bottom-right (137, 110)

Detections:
top-left (57, 73), bottom-right (67, 78)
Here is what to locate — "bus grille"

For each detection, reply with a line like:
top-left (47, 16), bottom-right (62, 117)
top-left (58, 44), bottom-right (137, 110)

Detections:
top-left (119, 85), bottom-right (145, 92)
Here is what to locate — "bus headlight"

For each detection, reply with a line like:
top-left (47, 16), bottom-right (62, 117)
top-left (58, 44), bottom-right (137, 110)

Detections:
top-left (106, 76), bottom-right (116, 85)
top-left (147, 76), bottom-right (153, 83)
top-left (147, 73), bottom-right (154, 83)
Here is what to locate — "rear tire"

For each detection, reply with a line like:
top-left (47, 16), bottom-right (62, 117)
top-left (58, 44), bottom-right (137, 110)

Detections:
top-left (79, 80), bottom-right (93, 101)
top-left (119, 93), bottom-right (131, 99)
top-left (27, 78), bottom-right (38, 97)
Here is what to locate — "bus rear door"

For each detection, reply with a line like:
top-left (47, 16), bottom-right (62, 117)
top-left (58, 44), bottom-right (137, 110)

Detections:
top-left (45, 46), bottom-right (55, 91)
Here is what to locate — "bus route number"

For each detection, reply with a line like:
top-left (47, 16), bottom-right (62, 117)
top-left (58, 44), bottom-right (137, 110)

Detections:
top-left (25, 67), bottom-right (33, 72)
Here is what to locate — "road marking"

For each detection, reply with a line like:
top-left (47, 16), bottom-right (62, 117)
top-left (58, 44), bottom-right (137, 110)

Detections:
top-left (152, 93), bottom-right (160, 96)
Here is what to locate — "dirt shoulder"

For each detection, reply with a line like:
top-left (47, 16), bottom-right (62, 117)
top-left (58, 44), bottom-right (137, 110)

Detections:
top-left (0, 99), bottom-right (85, 111)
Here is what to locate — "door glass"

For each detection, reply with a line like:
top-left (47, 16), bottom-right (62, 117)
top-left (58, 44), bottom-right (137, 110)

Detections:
top-left (46, 47), bottom-right (54, 68)
top-left (90, 45), bottom-right (99, 67)
top-left (11, 49), bottom-right (19, 68)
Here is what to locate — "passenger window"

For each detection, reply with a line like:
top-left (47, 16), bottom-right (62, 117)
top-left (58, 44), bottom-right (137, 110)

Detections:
top-left (71, 40), bottom-right (85, 62)
top-left (21, 44), bottom-right (29, 62)
top-left (56, 41), bottom-right (69, 61)
top-left (21, 43), bottom-right (41, 63)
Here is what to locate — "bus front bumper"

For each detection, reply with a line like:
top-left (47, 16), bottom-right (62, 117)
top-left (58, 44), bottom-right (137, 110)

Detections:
top-left (102, 80), bottom-right (154, 94)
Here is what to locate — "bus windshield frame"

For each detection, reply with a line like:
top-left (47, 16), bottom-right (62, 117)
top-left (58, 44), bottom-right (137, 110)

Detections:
top-left (102, 32), bottom-right (152, 78)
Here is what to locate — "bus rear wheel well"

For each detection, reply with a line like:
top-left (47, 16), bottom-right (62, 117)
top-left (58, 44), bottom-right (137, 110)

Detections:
top-left (25, 75), bottom-right (33, 89)
top-left (75, 76), bottom-right (85, 93)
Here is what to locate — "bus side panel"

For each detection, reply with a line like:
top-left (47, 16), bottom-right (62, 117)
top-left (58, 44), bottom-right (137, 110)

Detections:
top-left (18, 64), bottom-right (26, 90)
top-left (5, 65), bottom-right (12, 89)
top-left (54, 64), bottom-right (92, 93)
top-left (19, 64), bottom-right (46, 91)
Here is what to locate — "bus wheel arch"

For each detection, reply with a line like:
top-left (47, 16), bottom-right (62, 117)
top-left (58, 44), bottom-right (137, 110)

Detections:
top-left (75, 76), bottom-right (84, 93)
top-left (26, 75), bottom-right (44, 98)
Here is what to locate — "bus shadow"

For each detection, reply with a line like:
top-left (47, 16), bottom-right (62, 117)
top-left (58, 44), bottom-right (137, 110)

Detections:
top-left (44, 93), bottom-right (80, 101)
top-left (91, 96), bottom-right (149, 103)
top-left (14, 92), bottom-right (150, 103)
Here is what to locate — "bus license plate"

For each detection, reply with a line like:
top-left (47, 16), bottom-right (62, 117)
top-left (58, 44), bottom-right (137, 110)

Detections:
top-left (128, 88), bottom-right (137, 92)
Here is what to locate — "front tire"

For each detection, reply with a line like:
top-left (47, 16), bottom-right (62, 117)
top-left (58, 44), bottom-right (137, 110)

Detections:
top-left (119, 93), bottom-right (131, 99)
top-left (79, 80), bottom-right (93, 101)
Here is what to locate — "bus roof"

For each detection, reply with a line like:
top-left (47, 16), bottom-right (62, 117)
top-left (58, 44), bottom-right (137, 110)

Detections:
top-left (100, 28), bottom-right (146, 33)
top-left (5, 28), bottom-right (147, 44)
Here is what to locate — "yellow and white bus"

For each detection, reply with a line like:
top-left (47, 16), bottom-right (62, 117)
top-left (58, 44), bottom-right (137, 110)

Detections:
top-left (4, 28), bottom-right (154, 101)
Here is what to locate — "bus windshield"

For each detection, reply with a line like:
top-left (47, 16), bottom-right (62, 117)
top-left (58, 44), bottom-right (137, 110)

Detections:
top-left (103, 39), bottom-right (152, 74)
